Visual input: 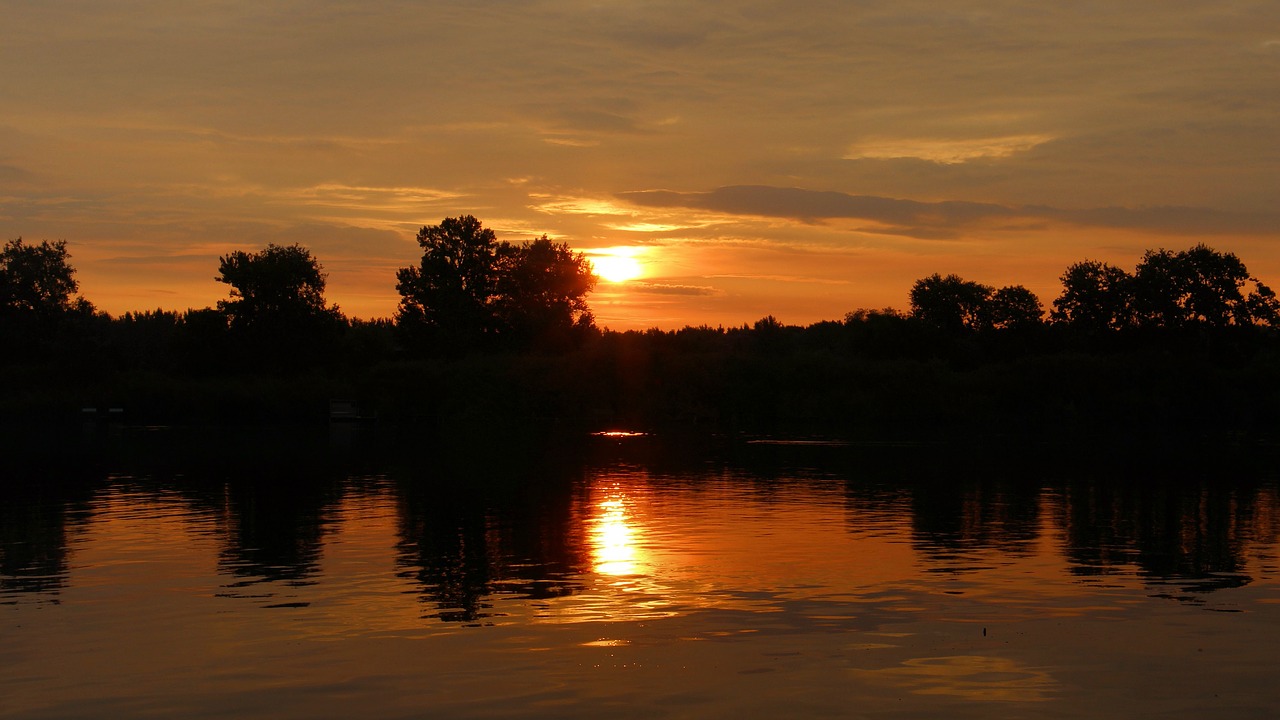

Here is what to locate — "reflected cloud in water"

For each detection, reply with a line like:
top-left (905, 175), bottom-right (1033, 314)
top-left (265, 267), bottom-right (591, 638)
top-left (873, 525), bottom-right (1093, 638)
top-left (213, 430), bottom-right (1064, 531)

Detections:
top-left (856, 655), bottom-right (1057, 703)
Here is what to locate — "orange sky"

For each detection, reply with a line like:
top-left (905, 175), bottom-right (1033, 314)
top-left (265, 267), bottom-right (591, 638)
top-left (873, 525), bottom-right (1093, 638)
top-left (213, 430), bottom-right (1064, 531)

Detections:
top-left (4, 2), bottom-right (1279, 329)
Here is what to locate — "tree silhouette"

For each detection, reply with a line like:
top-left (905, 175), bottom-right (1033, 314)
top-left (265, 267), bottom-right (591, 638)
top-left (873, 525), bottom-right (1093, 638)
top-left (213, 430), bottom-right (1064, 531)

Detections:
top-left (1131, 244), bottom-right (1277, 328)
top-left (1051, 260), bottom-right (1134, 331)
top-left (1052, 246), bottom-right (1279, 332)
top-left (988, 285), bottom-right (1044, 330)
top-left (216, 244), bottom-right (336, 329)
top-left (396, 216), bottom-right (500, 349)
top-left (1246, 283), bottom-right (1280, 327)
top-left (0, 238), bottom-right (93, 318)
top-left (215, 243), bottom-right (341, 365)
top-left (396, 216), bottom-right (597, 352)
top-left (493, 236), bottom-right (597, 349)
top-left (909, 274), bottom-right (993, 331)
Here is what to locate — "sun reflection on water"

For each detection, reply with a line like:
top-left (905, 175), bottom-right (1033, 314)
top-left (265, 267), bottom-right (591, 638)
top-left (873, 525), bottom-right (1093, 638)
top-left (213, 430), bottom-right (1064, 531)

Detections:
top-left (591, 430), bottom-right (648, 438)
top-left (591, 492), bottom-right (641, 576)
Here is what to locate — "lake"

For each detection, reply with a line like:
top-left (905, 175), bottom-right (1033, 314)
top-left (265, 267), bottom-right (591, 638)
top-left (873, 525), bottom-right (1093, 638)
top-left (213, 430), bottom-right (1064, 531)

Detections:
top-left (3, 426), bottom-right (1280, 719)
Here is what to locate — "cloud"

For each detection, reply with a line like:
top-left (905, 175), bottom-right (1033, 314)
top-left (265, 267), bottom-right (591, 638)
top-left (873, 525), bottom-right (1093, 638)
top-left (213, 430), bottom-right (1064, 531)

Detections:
top-left (629, 281), bottom-right (721, 296)
top-left (618, 185), bottom-right (1280, 239)
top-left (618, 186), bottom-right (1016, 237)
top-left (530, 194), bottom-right (635, 217)
top-left (0, 163), bottom-right (34, 184)
top-left (1032, 205), bottom-right (1280, 237)
top-left (845, 134), bottom-right (1055, 164)
top-left (551, 108), bottom-right (645, 135)
top-left (604, 222), bottom-right (687, 233)
top-left (541, 137), bottom-right (601, 148)
top-left (707, 274), bottom-right (853, 286)
top-left (275, 184), bottom-right (466, 214)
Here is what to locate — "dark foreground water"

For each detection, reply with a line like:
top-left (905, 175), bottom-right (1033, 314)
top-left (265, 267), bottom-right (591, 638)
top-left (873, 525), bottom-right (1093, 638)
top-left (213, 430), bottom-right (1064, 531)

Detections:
top-left (3, 427), bottom-right (1280, 719)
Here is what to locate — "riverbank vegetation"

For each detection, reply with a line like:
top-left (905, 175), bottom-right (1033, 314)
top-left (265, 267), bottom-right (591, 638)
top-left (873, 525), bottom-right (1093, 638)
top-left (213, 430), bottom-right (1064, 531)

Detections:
top-left (4, 223), bottom-right (1280, 441)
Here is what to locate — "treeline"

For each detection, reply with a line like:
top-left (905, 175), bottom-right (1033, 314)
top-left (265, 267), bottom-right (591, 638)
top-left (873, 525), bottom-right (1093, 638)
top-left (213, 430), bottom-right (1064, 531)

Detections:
top-left (3, 220), bottom-right (1280, 439)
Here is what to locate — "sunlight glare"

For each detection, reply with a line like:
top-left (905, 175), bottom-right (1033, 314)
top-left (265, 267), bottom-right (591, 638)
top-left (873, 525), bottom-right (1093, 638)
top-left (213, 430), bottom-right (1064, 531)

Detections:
top-left (588, 247), bottom-right (647, 284)
top-left (592, 496), bottom-right (638, 576)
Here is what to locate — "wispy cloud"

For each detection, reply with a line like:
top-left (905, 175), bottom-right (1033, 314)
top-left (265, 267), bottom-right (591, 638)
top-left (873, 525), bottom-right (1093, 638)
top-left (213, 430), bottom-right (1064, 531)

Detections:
top-left (845, 134), bottom-right (1055, 164)
top-left (529, 194), bottom-right (636, 217)
top-left (630, 281), bottom-right (722, 296)
top-left (275, 184), bottom-right (466, 212)
top-left (707, 274), bottom-right (854, 286)
top-left (618, 186), bottom-right (1280, 239)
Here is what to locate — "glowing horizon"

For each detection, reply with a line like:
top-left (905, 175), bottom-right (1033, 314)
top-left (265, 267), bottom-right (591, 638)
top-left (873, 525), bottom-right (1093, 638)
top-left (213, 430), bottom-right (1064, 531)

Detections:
top-left (5, 2), bottom-right (1279, 330)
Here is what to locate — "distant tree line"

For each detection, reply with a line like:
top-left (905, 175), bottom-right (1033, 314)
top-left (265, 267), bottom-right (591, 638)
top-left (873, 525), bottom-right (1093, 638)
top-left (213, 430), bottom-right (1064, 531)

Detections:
top-left (4, 221), bottom-right (1280, 435)
top-left (907, 245), bottom-right (1279, 334)
top-left (6, 224), bottom-right (1276, 347)
top-left (2, 216), bottom-right (597, 364)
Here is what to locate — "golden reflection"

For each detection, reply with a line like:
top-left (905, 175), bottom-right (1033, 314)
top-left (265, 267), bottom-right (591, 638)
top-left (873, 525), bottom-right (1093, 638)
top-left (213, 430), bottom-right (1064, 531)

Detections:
top-left (533, 475), bottom-right (686, 624)
top-left (592, 495), bottom-right (640, 576)
top-left (581, 638), bottom-right (630, 647)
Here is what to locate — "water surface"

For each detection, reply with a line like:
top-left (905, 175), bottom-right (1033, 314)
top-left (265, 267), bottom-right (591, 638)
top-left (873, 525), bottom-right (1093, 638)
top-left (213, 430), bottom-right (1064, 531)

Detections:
top-left (3, 428), bottom-right (1279, 718)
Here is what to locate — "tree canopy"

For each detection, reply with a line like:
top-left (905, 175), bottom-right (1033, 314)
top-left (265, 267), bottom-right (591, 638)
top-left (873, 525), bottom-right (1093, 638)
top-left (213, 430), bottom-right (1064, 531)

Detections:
top-left (492, 236), bottom-right (596, 347)
top-left (909, 274), bottom-right (994, 332)
top-left (395, 215), bottom-right (501, 347)
top-left (909, 274), bottom-right (1043, 332)
top-left (0, 238), bottom-right (92, 318)
top-left (1051, 245), bottom-right (1279, 331)
top-left (1131, 245), bottom-right (1278, 328)
top-left (1051, 260), bottom-right (1133, 331)
top-left (216, 243), bottom-right (337, 331)
top-left (214, 243), bottom-right (342, 368)
top-left (396, 216), bottom-right (597, 351)
top-left (989, 285), bottom-right (1044, 330)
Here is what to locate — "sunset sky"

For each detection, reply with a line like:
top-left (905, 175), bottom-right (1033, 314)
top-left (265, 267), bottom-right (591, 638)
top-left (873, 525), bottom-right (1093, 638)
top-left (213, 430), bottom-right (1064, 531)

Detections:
top-left (5, 1), bottom-right (1279, 329)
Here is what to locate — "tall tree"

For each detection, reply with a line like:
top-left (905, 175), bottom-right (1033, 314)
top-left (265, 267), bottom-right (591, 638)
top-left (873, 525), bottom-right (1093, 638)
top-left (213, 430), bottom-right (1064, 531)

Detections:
top-left (988, 285), bottom-right (1044, 330)
top-left (396, 216), bottom-right (597, 352)
top-left (216, 243), bottom-right (337, 330)
top-left (909, 274), bottom-right (993, 332)
top-left (493, 236), bottom-right (596, 348)
top-left (1051, 260), bottom-right (1134, 331)
top-left (215, 244), bottom-right (340, 367)
top-left (0, 238), bottom-right (93, 318)
top-left (1130, 244), bottom-right (1275, 328)
top-left (396, 215), bottom-right (500, 349)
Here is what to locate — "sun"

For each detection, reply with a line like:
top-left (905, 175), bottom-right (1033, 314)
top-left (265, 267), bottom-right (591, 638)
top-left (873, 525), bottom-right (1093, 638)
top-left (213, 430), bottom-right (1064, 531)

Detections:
top-left (589, 248), bottom-right (646, 283)
top-left (593, 255), bottom-right (643, 283)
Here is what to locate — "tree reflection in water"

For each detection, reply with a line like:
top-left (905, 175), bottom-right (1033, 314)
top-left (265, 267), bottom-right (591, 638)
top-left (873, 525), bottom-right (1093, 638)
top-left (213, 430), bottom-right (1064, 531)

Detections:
top-left (0, 471), bottom-right (95, 599)
top-left (835, 442), bottom-right (1280, 601)
top-left (9, 429), bottom-right (1280, 720)
top-left (1055, 477), bottom-right (1280, 595)
top-left (3, 430), bottom-right (1280, 616)
top-left (137, 438), bottom-right (348, 593)
top-left (392, 453), bottom-right (591, 624)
